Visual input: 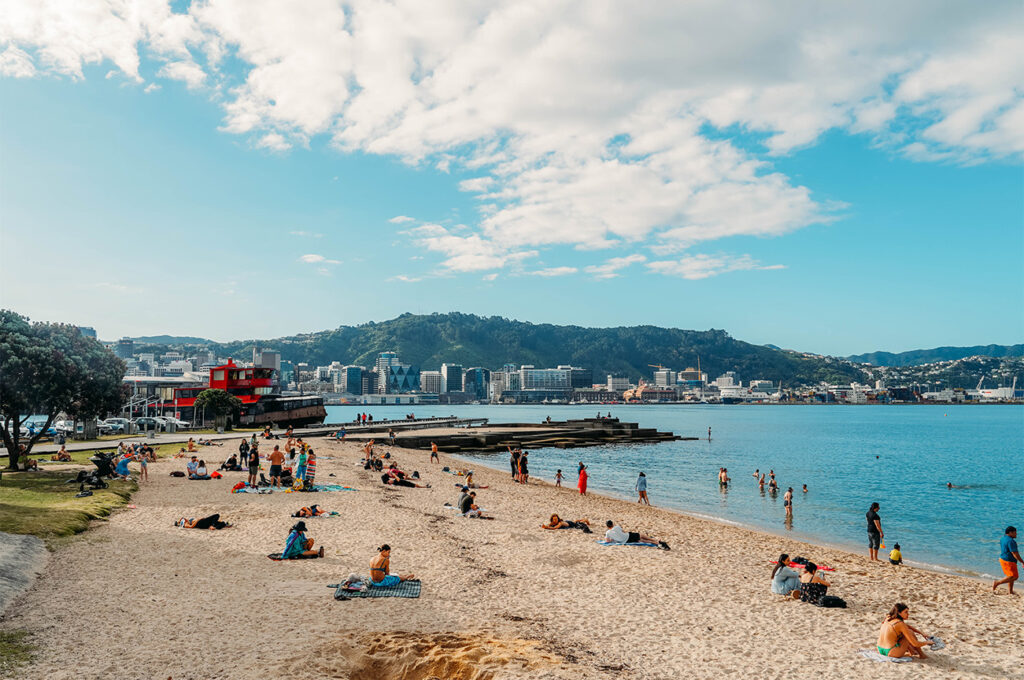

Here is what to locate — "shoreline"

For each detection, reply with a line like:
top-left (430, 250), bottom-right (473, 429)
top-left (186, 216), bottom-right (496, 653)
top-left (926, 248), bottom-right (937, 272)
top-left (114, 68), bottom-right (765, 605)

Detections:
top-left (4, 436), bottom-right (1021, 679)
top-left (452, 453), bottom-right (999, 584)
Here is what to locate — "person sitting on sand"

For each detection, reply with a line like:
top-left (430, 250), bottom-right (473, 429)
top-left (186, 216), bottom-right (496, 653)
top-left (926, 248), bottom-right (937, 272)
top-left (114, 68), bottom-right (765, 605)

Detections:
top-left (541, 514), bottom-right (592, 533)
top-left (771, 553), bottom-right (802, 599)
top-left (186, 455), bottom-right (199, 475)
top-left (604, 520), bottom-right (670, 550)
top-left (889, 543), bottom-right (903, 565)
top-left (280, 521), bottom-right (324, 559)
top-left (51, 445), bottom-right (72, 462)
top-left (876, 603), bottom-right (938, 659)
top-left (370, 544), bottom-right (414, 587)
top-left (175, 514), bottom-right (230, 530)
top-left (187, 438), bottom-right (199, 452)
top-left (798, 562), bottom-right (831, 604)
top-left (220, 454), bottom-right (241, 471)
top-left (189, 460), bottom-right (211, 480)
top-left (458, 491), bottom-right (491, 518)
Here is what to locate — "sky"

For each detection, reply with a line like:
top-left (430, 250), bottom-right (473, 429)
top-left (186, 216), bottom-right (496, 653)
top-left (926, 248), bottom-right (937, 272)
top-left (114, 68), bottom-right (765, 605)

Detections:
top-left (0, 0), bottom-right (1022, 357)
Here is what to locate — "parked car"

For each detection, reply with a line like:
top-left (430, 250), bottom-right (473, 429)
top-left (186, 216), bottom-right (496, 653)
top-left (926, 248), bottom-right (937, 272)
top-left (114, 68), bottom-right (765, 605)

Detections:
top-left (101, 419), bottom-right (125, 434)
top-left (19, 418), bottom-right (56, 438)
top-left (163, 417), bottom-right (191, 429)
top-left (53, 419), bottom-right (76, 434)
top-left (104, 418), bottom-right (131, 433)
top-left (133, 417), bottom-right (164, 431)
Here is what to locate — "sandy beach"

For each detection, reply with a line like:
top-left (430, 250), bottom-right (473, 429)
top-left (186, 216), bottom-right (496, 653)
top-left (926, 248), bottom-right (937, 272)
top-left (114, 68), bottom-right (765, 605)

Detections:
top-left (3, 437), bottom-right (1021, 680)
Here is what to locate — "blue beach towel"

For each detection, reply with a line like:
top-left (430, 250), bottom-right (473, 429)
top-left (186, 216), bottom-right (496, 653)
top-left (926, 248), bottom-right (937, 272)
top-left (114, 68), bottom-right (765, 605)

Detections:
top-left (328, 579), bottom-right (421, 600)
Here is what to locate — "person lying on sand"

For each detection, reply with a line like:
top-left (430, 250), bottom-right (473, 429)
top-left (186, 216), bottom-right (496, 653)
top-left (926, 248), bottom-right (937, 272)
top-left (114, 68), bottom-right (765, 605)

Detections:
top-left (381, 474), bottom-right (430, 488)
top-left (197, 438), bottom-right (221, 446)
top-left (876, 603), bottom-right (938, 659)
top-left (604, 521), bottom-right (670, 550)
top-left (370, 544), bottom-right (414, 586)
top-left (541, 514), bottom-right (592, 533)
top-left (281, 521), bottom-right (324, 559)
top-left (175, 514), bottom-right (230, 530)
top-left (292, 505), bottom-right (327, 517)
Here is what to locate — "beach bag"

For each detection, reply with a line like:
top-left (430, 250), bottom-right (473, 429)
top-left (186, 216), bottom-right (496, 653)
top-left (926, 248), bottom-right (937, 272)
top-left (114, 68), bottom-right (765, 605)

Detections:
top-left (170, 471), bottom-right (186, 477)
top-left (211, 471), bottom-right (223, 479)
top-left (816, 595), bottom-right (847, 608)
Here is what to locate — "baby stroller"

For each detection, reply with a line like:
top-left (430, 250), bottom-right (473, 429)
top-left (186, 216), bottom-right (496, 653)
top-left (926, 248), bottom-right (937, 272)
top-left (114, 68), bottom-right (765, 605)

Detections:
top-left (90, 452), bottom-right (117, 478)
top-left (65, 468), bottom-right (109, 490)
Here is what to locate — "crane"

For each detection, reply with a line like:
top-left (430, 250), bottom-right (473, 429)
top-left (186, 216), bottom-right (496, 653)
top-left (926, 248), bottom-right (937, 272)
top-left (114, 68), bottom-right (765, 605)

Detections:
top-left (976, 375), bottom-right (984, 391)
top-left (648, 364), bottom-right (669, 370)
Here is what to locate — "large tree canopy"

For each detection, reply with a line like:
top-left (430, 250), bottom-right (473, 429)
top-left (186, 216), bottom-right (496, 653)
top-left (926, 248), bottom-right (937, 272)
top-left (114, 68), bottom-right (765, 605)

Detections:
top-left (193, 388), bottom-right (243, 430)
top-left (0, 310), bottom-right (126, 469)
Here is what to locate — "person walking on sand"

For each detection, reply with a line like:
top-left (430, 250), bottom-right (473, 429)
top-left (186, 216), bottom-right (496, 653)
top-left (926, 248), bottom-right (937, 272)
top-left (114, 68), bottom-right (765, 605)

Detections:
top-left (636, 472), bottom-right (650, 505)
top-left (431, 442), bottom-right (439, 464)
top-left (993, 526), bottom-right (1021, 594)
top-left (867, 502), bottom-right (883, 562)
top-left (784, 487), bottom-right (793, 517)
top-left (136, 449), bottom-right (148, 482)
top-left (577, 463), bottom-right (588, 495)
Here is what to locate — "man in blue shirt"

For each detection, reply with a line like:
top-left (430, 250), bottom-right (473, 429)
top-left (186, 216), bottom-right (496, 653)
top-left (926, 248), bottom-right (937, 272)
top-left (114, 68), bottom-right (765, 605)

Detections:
top-left (993, 526), bottom-right (1021, 594)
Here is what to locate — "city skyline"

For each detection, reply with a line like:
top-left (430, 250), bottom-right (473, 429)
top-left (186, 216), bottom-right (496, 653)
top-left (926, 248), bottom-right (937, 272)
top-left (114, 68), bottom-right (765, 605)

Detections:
top-left (1, 2), bottom-right (1022, 356)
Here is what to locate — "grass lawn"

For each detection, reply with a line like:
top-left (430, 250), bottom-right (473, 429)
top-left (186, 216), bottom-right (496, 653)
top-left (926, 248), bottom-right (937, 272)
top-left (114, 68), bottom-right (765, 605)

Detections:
top-left (0, 471), bottom-right (136, 539)
top-left (35, 442), bottom-right (183, 467)
top-left (0, 630), bottom-right (35, 677)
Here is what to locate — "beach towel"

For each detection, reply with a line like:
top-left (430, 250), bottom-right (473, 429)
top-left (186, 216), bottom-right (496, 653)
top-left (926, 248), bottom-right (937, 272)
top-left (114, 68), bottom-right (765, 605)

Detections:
top-left (233, 486), bottom-right (273, 494)
top-left (595, 540), bottom-right (660, 548)
top-left (771, 560), bottom-right (835, 572)
top-left (328, 579), bottom-right (421, 600)
top-left (309, 484), bottom-right (357, 492)
top-left (857, 649), bottom-right (913, 663)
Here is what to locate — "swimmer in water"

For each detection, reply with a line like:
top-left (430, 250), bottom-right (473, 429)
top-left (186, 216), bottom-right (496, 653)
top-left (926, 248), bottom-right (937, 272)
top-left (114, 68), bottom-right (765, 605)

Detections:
top-left (802, 484), bottom-right (808, 493)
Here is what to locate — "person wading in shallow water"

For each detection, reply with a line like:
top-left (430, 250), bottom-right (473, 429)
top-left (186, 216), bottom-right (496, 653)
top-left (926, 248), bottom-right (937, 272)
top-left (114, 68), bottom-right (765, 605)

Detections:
top-left (867, 502), bottom-right (883, 562)
top-left (636, 472), bottom-right (650, 505)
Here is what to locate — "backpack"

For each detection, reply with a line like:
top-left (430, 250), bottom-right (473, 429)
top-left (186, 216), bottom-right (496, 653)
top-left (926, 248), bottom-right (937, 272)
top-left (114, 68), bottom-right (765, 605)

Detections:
top-left (170, 471), bottom-right (186, 477)
top-left (817, 595), bottom-right (847, 608)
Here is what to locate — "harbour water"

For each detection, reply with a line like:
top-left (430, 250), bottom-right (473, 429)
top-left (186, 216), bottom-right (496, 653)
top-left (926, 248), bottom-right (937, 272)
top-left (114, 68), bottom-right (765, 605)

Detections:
top-left (325, 404), bottom-right (1023, 578)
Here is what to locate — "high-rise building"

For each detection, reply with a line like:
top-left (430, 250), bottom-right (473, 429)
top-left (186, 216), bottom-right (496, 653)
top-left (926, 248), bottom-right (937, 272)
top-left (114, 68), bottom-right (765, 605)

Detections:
top-left (339, 366), bottom-right (364, 394)
top-left (420, 370), bottom-right (442, 394)
top-left (383, 364), bottom-right (420, 393)
top-left (78, 326), bottom-right (97, 339)
top-left (115, 338), bottom-right (134, 359)
top-left (441, 363), bottom-right (463, 393)
top-left (376, 352), bottom-right (401, 393)
top-left (361, 371), bottom-right (378, 395)
top-left (714, 372), bottom-right (738, 388)
top-left (521, 366), bottom-right (570, 390)
top-left (607, 375), bottom-right (630, 391)
top-left (559, 365), bottom-right (592, 389)
top-left (462, 367), bottom-right (491, 400)
top-left (654, 369), bottom-right (677, 387)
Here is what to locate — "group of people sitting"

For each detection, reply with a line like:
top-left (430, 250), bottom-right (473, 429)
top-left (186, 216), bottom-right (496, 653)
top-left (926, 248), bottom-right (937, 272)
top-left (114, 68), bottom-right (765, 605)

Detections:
top-left (185, 456), bottom-right (211, 480)
top-left (456, 486), bottom-right (491, 518)
top-left (381, 462), bottom-right (430, 488)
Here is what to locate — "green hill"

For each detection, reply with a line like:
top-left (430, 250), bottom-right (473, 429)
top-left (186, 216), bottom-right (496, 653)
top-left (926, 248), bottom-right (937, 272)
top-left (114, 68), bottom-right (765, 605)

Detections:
top-left (206, 313), bottom-right (867, 385)
top-left (848, 344), bottom-right (1024, 367)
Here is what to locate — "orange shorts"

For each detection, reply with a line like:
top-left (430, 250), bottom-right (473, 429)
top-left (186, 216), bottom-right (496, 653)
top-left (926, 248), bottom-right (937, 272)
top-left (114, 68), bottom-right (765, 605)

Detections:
top-left (1000, 559), bottom-right (1019, 579)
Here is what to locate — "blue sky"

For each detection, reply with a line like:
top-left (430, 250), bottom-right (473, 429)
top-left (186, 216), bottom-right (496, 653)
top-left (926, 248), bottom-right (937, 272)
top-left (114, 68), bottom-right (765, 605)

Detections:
top-left (0, 1), bottom-right (1021, 357)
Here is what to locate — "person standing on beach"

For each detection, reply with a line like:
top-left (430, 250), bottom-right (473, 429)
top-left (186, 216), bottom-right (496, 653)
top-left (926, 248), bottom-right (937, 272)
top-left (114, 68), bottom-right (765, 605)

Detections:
top-left (784, 487), bottom-right (793, 517)
top-left (867, 502), bottom-right (883, 562)
top-left (509, 446), bottom-right (520, 481)
top-left (636, 472), bottom-right (650, 505)
top-left (993, 526), bottom-right (1021, 594)
top-left (518, 450), bottom-right (529, 485)
top-left (430, 442), bottom-right (439, 464)
top-left (577, 463), bottom-right (588, 495)
top-left (555, 469), bottom-right (563, 487)
top-left (268, 445), bottom-right (285, 489)
top-left (247, 445), bottom-right (260, 486)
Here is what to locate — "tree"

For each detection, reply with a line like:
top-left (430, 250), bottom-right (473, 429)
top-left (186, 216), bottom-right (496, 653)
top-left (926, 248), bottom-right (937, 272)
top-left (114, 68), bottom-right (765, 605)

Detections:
top-left (0, 310), bottom-right (126, 469)
top-left (193, 389), bottom-right (243, 431)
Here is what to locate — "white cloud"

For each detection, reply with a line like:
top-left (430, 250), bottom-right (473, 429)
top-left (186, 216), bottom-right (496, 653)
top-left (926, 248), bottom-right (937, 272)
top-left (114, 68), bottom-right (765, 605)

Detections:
top-left (2, 1), bottom-right (1020, 277)
top-left (584, 254), bottom-right (647, 279)
top-left (482, 273), bottom-right (498, 281)
top-left (144, 83), bottom-right (161, 94)
top-left (412, 225), bottom-right (537, 272)
top-left (389, 215), bottom-right (415, 224)
top-left (526, 266), bottom-right (577, 277)
top-left (0, 46), bottom-right (36, 77)
top-left (289, 230), bottom-right (323, 238)
top-left (391, 274), bottom-right (422, 283)
top-left (299, 253), bottom-right (340, 265)
top-left (646, 254), bottom-right (784, 280)
top-left (157, 60), bottom-right (206, 89)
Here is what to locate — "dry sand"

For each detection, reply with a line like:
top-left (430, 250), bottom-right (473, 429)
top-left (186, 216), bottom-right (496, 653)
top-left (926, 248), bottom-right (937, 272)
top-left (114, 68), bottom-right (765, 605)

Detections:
top-left (3, 438), bottom-right (1021, 680)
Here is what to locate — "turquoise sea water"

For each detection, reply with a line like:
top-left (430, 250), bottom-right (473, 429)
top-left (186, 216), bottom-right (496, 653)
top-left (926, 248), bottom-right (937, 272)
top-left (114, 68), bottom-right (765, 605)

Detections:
top-left (325, 404), bottom-right (1023, 577)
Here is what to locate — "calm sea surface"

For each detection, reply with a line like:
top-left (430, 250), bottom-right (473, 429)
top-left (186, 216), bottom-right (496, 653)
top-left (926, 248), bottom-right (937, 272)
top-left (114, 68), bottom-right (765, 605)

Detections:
top-left (325, 404), bottom-right (1023, 577)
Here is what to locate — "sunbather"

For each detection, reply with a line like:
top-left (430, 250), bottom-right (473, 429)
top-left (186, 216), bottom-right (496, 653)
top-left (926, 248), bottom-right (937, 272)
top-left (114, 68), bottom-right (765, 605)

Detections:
top-left (51, 445), bottom-right (72, 462)
top-left (281, 521), bottom-right (324, 559)
top-left (369, 544), bottom-right (414, 586)
top-left (541, 514), bottom-right (592, 532)
top-left (381, 474), bottom-right (430, 488)
top-left (175, 513), bottom-right (230, 530)
top-left (876, 603), bottom-right (937, 659)
top-left (604, 521), bottom-right (670, 549)
top-left (292, 505), bottom-right (326, 517)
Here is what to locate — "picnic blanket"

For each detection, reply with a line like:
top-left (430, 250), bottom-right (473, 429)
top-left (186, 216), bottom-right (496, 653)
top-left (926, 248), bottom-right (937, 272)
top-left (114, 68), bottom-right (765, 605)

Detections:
top-left (596, 540), bottom-right (660, 548)
top-left (857, 649), bottom-right (913, 663)
top-left (328, 579), bottom-right (422, 600)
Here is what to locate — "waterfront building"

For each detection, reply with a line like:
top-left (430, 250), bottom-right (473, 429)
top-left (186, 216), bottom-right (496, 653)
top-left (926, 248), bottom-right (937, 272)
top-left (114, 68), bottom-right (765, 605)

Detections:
top-left (441, 363), bottom-right (463, 393)
top-left (420, 370), bottom-right (442, 394)
top-left (338, 365), bottom-right (364, 394)
top-left (654, 369), bottom-right (677, 387)
top-left (714, 372), bottom-right (739, 388)
top-left (463, 367), bottom-right (491, 400)
top-left (607, 375), bottom-right (630, 391)
top-left (383, 364), bottom-right (420, 394)
top-left (749, 379), bottom-right (774, 392)
top-left (521, 366), bottom-right (570, 390)
top-left (559, 365), bottom-right (593, 389)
